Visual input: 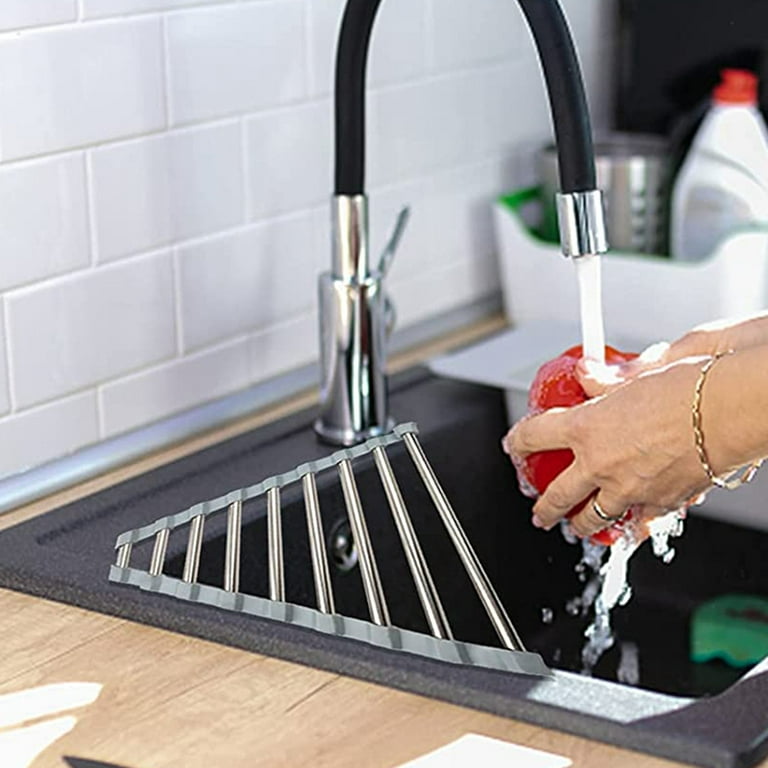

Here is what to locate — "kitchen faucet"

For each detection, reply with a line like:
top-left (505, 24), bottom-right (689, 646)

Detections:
top-left (315, 0), bottom-right (607, 446)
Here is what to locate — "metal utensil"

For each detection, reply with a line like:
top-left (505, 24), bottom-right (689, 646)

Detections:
top-left (538, 132), bottom-right (670, 255)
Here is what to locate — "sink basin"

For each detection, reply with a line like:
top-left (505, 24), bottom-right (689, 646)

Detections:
top-left (152, 406), bottom-right (762, 700)
top-left (0, 368), bottom-right (766, 768)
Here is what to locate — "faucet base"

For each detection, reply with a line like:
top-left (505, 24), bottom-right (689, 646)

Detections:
top-left (313, 417), bottom-right (395, 447)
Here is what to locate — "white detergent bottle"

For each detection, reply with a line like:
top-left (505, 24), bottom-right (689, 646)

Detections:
top-left (671, 69), bottom-right (768, 261)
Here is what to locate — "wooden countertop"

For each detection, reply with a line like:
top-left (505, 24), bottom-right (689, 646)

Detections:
top-left (0, 316), bottom-right (763, 768)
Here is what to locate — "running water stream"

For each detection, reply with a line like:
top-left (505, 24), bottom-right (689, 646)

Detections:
top-left (575, 254), bottom-right (606, 364)
top-left (575, 510), bottom-right (687, 677)
top-left (569, 251), bottom-right (686, 676)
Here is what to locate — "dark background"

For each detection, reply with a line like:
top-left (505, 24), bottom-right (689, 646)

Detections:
top-left (617, 0), bottom-right (768, 137)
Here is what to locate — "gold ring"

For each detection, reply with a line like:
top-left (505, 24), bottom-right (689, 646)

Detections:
top-left (592, 498), bottom-right (624, 523)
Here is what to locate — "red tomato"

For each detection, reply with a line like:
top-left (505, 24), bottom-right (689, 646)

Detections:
top-left (520, 345), bottom-right (637, 545)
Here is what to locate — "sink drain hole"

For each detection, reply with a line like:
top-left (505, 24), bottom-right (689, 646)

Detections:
top-left (329, 520), bottom-right (358, 572)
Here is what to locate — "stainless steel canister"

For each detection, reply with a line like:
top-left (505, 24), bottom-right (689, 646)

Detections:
top-left (537, 133), bottom-right (670, 255)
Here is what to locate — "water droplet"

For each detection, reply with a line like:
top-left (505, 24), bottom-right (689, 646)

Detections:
top-left (618, 584), bottom-right (633, 606)
top-left (541, 607), bottom-right (554, 624)
top-left (617, 641), bottom-right (640, 686)
top-left (560, 520), bottom-right (578, 544)
top-left (565, 597), bottom-right (582, 616)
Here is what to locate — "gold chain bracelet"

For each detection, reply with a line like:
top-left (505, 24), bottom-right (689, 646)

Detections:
top-left (692, 351), bottom-right (764, 490)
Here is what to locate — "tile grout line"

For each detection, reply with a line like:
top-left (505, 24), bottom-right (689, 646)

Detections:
top-left (96, 385), bottom-right (107, 439)
top-left (171, 247), bottom-right (186, 358)
top-left (0, 298), bottom-right (14, 416)
top-left (160, 13), bottom-right (173, 129)
top-left (240, 119), bottom-right (251, 225)
top-left (83, 151), bottom-right (99, 268)
top-left (303, 0), bottom-right (316, 98)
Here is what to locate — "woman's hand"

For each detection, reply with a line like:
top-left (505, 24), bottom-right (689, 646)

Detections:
top-left (505, 358), bottom-right (713, 539)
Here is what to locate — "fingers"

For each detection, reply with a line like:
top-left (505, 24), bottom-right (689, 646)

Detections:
top-left (576, 342), bottom-right (670, 397)
top-left (636, 341), bottom-right (671, 366)
top-left (531, 464), bottom-right (597, 530)
top-left (568, 494), bottom-right (627, 538)
top-left (666, 329), bottom-right (719, 362)
top-left (576, 359), bottom-right (626, 397)
top-left (504, 409), bottom-right (572, 458)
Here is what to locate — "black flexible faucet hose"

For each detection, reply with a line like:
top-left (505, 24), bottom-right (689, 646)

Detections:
top-left (516, 0), bottom-right (596, 192)
top-left (333, 0), bottom-right (597, 196)
top-left (334, 0), bottom-right (383, 196)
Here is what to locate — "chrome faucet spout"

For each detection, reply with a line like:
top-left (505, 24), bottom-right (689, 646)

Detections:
top-left (315, 0), bottom-right (608, 445)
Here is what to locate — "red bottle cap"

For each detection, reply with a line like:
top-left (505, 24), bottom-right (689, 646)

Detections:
top-left (713, 69), bottom-right (759, 105)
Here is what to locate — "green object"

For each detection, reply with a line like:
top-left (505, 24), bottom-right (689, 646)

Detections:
top-left (691, 594), bottom-right (768, 667)
top-left (498, 186), bottom-right (560, 244)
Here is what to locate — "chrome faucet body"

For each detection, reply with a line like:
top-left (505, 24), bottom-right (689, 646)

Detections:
top-left (315, 194), bottom-right (409, 445)
top-left (315, 196), bottom-right (387, 445)
top-left (315, 0), bottom-right (607, 446)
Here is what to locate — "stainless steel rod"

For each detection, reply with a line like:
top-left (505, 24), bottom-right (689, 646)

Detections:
top-left (224, 500), bottom-right (242, 593)
top-left (338, 459), bottom-right (390, 626)
top-left (149, 528), bottom-right (169, 577)
top-left (402, 433), bottom-right (526, 651)
top-left (372, 446), bottom-right (452, 640)
top-left (267, 487), bottom-right (285, 601)
top-left (116, 543), bottom-right (132, 569)
top-left (302, 473), bottom-right (336, 614)
top-left (182, 514), bottom-right (205, 584)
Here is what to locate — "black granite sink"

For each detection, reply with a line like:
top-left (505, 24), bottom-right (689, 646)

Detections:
top-left (0, 368), bottom-right (766, 768)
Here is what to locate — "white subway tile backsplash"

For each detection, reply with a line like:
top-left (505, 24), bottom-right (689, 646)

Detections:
top-left (177, 212), bottom-right (318, 352)
top-left (7, 253), bottom-right (176, 409)
top-left (365, 161), bottom-right (506, 339)
top-left (0, 154), bottom-right (89, 290)
top-left (577, 44), bottom-right (616, 134)
top-left (0, 310), bottom-right (10, 417)
top-left (309, 0), bottom-right (428, 96)
top-left (0, 19), bottom-right (165, 161)
top-left (246, 102), bottom-right (331, 220)
top-left (0, 1), bottom-right (76, 32)
top-left (429, 0), bottom-right (524, 70)
top-left (166, 2), bottom-right (307, 126)
top-left (559, 0), bottom-right (606, 54)
top-left (81, 0), bottom-right (227, 20)
top-left (90, 123), bottom-right (243, 262)
top-left (370, 161), bottom-right (507, 289)
top-left (0, 392), bottom-right (99, 480)
top-left (390, 258), bottom-right (498, 330)
top-left (369, 65), bottom-right (521, 187)
top-left (369, 79), bottom-right (461, 187)
top-left (249, 312), bottom-right (316, 383)
top-left (101, 337), bottom-right (250, 437)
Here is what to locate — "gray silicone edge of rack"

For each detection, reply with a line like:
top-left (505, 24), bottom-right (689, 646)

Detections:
top-left (108, 564), bottom-right (551, 679)
top-left (114, 422), bottom-right (419, 549)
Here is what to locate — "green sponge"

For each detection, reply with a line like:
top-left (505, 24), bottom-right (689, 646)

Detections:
top-left (691, 594), bottom-right (768, 667)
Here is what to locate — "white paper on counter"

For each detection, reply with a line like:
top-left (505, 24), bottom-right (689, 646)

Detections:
top-left (428, 320), bottom-right (647, 423)
top-left (397, 733), bottom-right (572, 768)
top-left (429, 319), bottom-right (644, 393)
